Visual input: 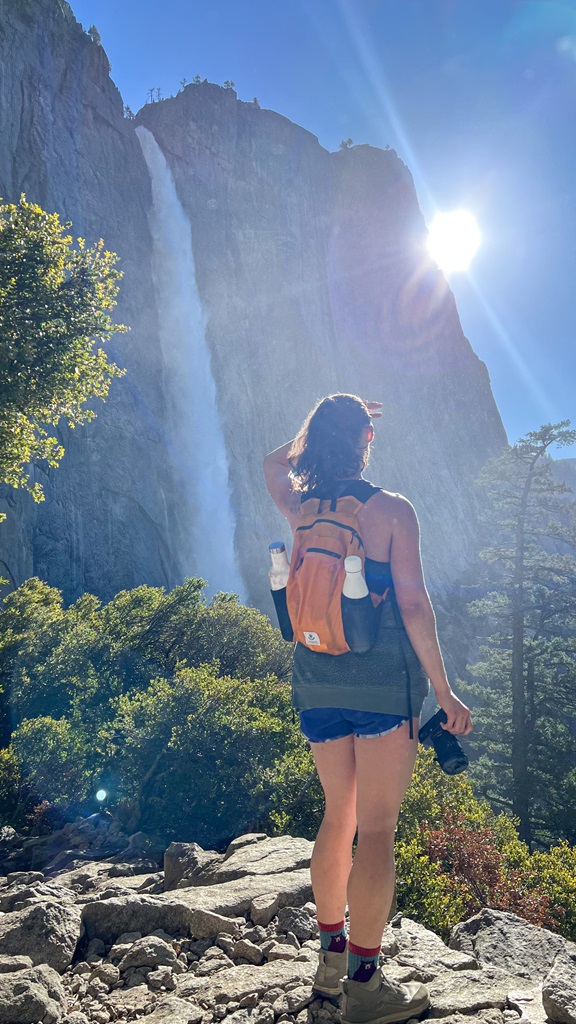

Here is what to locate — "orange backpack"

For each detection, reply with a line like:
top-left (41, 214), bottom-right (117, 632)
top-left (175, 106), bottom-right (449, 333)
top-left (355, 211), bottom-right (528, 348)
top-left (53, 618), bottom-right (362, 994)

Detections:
top-left (286, 493), bottom-right (388, 655)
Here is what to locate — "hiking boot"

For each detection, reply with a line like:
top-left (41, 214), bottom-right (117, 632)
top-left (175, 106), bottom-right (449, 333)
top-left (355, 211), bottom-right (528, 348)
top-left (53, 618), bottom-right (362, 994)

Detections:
top-left (341, 969), bottom-right (430, 1024)
top-left (312, 947), bottom-right (348, 997)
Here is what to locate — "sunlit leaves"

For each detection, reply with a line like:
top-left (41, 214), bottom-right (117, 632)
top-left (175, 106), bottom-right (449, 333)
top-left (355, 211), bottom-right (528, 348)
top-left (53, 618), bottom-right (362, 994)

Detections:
top-left (0, 195), bottom-right (127, 513)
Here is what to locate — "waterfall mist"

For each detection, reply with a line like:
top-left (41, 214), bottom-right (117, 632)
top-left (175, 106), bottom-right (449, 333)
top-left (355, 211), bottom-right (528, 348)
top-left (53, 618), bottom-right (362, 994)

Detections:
top-left (136, 125), bottom-right (245, 600)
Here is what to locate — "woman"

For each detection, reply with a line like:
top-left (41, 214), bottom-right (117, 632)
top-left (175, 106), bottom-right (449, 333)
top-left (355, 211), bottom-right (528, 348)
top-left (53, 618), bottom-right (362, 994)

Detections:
top-left (263, 394), bottom-right (472, 1024)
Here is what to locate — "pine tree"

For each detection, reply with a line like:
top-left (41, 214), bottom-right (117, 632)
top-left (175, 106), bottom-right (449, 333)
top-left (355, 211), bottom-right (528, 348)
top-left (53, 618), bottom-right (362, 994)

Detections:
top-left (461, 423), bottom-right (576, 846)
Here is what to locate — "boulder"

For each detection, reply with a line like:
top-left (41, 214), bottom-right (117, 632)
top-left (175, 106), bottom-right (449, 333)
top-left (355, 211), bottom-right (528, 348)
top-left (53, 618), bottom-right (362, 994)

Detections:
top-left (189, 909), bottom-right (243, 940)
top-left (507, 983), bottom-right (548, 1024)
top-left (0, 900), bottom-right (83, 971)
top-left (276, 906), bottom-right (317, 941)
top-left (82, 868), bottom-right (312, 942)
top-left (164, 841), bottom-right (223, 890)
top-left (272, 985), bottom-right (315, 1014)
top-left (117, 935), bottom-right (178, 972)
top-left (250, 893), bottom-right (280, 927)
top-left (201, 837), bottom-right (313, 884)
top-left (387, 917), bottom-right (478, 974)
top-left (0, 955), bottom-right (34, 973)
top-left (0, 880), bottom-right (75, 913)
top-left (82, 893), bottom-right (193, 943)
top-left (450, 909), bottom-right (575, 981)
top-left (267, 942), bottom-right (299, 961)
top-left (147, 965), bottom-right (178, 990)
top-left (144, 996), bottom-right (204, 1023)
top-left (177, 958), bottom-right (315, 1005)
top-left (0, 963), bottom-right (65, 1024)
top-left (233, 939), bottom-right (264, 965)
top-left (5, 870), bottom-right (44, 887)
top-left (105, 984), bottom-right (155, 1014)
top-left (223, 834), bottom-right (269, 860)
top-left (542, 952), bottom-right (576, 1024)
top-left (427, 964), bottom-right (528, 1017)
top-left (51, 861), bottom-right (123, 892)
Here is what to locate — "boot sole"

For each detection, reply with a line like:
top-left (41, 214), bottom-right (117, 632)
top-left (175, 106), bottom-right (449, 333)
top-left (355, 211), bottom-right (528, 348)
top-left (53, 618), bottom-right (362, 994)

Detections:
top-left (341, 992), bottom-right (430, 1024)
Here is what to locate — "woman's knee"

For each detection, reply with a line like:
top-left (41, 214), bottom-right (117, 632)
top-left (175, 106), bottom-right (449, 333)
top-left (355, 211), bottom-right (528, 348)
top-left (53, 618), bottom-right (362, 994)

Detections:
top-left (356, 816), bottom-right (398, 842)
top-left (322, 801), bottom-right (357, 833)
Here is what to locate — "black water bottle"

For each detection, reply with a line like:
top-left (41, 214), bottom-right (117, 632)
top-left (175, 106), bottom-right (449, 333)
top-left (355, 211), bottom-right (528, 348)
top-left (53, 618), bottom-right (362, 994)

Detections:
top-left (269, 542), bottom-right (293, 642)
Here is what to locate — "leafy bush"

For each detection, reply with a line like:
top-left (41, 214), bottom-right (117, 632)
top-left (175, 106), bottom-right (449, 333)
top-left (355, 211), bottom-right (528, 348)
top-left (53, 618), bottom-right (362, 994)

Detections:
top-left (0, 746), bottom-right (23, 825)
top-left (0, 577), bottom-right (293, 844)
top-left (395, 749), bottom-right (565, 939)
top-left (527, 842), bottom-right (576, 940)
top-left (101, 663), bottom-right (297, 846)
top-left (11, 716), bottom-right (91, 806)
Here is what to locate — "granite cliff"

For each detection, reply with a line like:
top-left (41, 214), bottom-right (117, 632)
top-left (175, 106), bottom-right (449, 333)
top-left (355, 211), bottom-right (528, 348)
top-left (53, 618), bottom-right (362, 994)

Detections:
top-left (0, 0), bottom-right (507, 611)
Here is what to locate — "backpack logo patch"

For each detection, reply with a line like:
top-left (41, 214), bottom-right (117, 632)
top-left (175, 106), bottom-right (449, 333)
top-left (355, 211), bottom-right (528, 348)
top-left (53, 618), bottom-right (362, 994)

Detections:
top-left (304, 631), bottom-right (321, 646)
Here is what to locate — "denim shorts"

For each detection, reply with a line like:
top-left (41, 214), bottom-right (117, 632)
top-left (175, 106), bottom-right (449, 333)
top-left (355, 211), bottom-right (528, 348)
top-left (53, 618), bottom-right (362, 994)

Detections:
top-left (299, 708), bottom-right (409, 744)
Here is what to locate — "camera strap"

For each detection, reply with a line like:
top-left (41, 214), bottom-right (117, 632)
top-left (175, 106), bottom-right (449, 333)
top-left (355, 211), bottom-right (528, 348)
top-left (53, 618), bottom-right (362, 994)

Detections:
top-left (390, 595), bottom-right (414, 739)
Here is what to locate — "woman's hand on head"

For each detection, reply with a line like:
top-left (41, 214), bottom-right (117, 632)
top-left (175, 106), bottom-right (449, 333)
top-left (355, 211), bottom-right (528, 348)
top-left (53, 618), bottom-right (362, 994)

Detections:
top-left (438, 691), bottom-right (473, 735)
top-left (364, 401), bottom-right (383, 419)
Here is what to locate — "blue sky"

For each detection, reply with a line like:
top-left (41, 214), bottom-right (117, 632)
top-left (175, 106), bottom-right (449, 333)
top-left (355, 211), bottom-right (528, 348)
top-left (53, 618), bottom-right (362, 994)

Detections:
top-left (69, 0), bottom-right (576, 447)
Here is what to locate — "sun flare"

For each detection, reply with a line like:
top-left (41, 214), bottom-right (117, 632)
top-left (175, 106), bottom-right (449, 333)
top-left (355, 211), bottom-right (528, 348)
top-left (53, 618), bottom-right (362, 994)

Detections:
top-left (427, 210), bottom-right (481, 274)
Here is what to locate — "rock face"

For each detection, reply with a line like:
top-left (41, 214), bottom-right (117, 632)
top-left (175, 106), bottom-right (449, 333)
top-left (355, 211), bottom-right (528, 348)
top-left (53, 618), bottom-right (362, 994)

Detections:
top-left (0, 0), bottom-right (507, 611)
top-left (0, 0), bottom-right (183, 603)
top-left (137, 90), bottom-right (506, 610)
top-left (0, 831), bottom-right (575, 1024)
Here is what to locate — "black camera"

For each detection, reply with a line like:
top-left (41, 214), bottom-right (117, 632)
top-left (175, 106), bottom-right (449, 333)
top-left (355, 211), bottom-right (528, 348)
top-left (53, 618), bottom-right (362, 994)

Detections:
top-left (418, 708), bottom-right (469, 775)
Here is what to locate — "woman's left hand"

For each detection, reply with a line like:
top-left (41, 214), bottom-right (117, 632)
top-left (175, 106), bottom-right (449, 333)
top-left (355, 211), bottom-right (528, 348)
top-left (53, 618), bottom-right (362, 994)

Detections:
top-left (438, 690), bottom-right (473, 735)
top-left (365, 401), bottom-right (383, 419)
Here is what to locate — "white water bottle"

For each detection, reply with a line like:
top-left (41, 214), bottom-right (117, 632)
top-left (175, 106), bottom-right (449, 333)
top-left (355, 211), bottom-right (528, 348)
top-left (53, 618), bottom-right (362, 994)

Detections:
top-left (343, 555), bottom-right (369, 599)
top-left (269, 541), bottom-right (290, 590)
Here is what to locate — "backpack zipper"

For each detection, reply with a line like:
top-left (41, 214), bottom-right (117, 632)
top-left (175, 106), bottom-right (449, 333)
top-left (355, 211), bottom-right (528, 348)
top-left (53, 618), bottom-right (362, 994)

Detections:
top-left (295, 519), bottom-right (364, 549)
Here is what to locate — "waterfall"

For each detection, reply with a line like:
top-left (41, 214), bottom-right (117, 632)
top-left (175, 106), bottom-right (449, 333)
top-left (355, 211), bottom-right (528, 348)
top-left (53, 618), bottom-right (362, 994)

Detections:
top-left (136, 125), bottom-right (245, 600)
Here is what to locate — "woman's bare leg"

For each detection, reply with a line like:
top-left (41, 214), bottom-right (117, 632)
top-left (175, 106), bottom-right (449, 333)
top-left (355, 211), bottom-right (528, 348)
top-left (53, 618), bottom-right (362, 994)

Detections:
top-left (347, 720), bottom-right (418, 948)
top-left (309, 734), bottom-right (358, 924)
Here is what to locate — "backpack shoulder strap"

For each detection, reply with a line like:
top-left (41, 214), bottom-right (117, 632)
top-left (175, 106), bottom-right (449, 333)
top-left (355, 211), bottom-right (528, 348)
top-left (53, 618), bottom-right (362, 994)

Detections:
top-left (333, 494), bottom-right (369, 517)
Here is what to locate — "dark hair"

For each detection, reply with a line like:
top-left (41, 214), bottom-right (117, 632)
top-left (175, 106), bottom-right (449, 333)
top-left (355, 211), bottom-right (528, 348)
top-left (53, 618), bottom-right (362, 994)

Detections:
top-left (289, 393), bottom-right (372, 494)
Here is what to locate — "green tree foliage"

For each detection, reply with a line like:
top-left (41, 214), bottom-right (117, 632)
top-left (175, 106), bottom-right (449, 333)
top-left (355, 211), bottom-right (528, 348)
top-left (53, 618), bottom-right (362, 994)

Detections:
top-left (0, 577), bottom-right (294, 845)
top-left (0, 578), bottom-right (291, 740)
top-left (103, 664), bottom-right (299, 845)
top-left (459, 423), bottom-right (576, 846)
top-left (87, 25), bottom-right (102, 46)
top-left (11, 716), bottom-right (89, 806)
top-left (0, 196), bottom-right (126, 517)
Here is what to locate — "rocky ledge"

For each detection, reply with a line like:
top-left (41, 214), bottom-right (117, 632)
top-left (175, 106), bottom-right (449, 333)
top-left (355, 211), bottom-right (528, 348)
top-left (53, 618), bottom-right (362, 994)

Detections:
top-left (0, 828), bottom-right (575, 1024)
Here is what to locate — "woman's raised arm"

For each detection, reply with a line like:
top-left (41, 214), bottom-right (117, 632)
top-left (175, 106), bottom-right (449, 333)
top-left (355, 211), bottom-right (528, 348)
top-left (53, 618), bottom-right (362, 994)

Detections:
top-left (263, 440), bottom-right (298, 520)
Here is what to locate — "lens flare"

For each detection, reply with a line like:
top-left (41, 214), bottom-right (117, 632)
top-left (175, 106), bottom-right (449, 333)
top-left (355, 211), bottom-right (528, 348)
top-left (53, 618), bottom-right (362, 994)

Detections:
top-left (427, 210), bottom-right (481, 274)
top-left (96, 789), bottom-right (107, 802)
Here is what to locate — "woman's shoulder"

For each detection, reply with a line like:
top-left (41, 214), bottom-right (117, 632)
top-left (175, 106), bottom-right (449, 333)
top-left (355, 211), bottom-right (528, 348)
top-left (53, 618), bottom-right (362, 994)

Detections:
top-left (363, 483), bottom-right (414, 510)
top-left (359, 486), bottom-right (417, 527)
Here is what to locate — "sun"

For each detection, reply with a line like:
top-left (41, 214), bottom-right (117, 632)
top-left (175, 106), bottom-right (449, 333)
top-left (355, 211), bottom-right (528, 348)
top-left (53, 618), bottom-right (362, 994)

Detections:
top-left (427, 210), bottom-right (481, 274)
